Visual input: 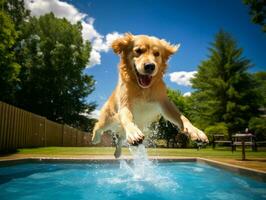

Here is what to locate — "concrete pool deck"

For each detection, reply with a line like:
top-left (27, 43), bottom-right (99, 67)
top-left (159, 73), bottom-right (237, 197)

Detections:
top-left (0, 155), bottom-right (266, 182)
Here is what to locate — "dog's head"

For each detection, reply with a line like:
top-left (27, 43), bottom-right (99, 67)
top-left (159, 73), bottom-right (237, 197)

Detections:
top-left (112, 33), bottom-right (179, 88)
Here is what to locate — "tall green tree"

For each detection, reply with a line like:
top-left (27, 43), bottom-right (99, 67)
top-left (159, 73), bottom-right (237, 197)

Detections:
top-left (253, 71), bottom-right (266, 108)
top-left (0, 0), bottom-right (30, 103)
top-left (16, 13), bottom-right (96, 131)
top-left (248, 71), bottom-right (266, 141)
top-left (1, 0), bottom-right (29, 28)
top-left (190, 30), bottom-right (260, 135)
top-left (0, 10), bottom-right (20, 103)
top-left (167, 89), bottom-right (190, 116)
top-left (243, 0), bottom-right (266, 32)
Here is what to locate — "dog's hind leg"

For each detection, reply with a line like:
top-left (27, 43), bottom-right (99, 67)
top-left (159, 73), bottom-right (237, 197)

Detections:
top-left (114, 134), bottom-right (125, 158)
top-left (92, 120), bottom-right (116, 144)
top-left (92, 112), bottom-right (120, 144)
top-left (91, 121), bottom-right (105, 144)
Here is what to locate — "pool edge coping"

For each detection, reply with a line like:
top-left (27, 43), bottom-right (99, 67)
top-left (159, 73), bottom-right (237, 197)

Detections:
top-left (197, 158), bottom-right (266, 182)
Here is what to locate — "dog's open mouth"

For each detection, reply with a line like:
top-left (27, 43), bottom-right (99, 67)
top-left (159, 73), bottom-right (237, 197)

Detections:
top-left (134, 65), bottom-right (152, 88)
top-left (137, 73), bottom-right (152, 88)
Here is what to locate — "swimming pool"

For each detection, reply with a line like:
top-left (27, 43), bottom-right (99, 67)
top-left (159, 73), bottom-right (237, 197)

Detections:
top-left (0, 160), bottom-right (265, 200)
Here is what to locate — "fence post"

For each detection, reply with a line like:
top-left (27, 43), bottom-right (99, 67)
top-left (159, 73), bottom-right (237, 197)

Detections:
top-left (0, 102), bottom-right (5, 151)
top-left (62, 124), bottom-right (65, 147)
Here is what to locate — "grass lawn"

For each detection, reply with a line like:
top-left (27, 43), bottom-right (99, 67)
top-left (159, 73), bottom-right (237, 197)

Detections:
top-left (1, 146), bottom-right (266, 171)
top-left (15, 146), bottom-right (266, 159)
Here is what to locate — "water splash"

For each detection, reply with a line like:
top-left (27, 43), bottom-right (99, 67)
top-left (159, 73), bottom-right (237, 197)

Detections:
top-left (126, 144), bottom-right (154, 179)
top-left (116, 144), bottom-right (179, 195)
top-left (97, 142), bottom-right (179, 197)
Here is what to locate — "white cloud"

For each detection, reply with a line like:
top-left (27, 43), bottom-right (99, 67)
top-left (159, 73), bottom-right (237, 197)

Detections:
top-left (24, 0), bottom-right (85, 23)
top-left (81, 19), bottom-right (101, 41)
top-left (80, 109), bottom-right (100, 119)
top-left (169, 71), bottom-right (197, 86)
top-left (89, 109), bottom-right (100, 119)
top-left (183, 92), bottom-right (191, 97)
top-left (89, 49), bottom-right (101, 67)
top-left (89, 31), bottom-right (122, 65)
top-left (24, 0), bottom-right (122, 67)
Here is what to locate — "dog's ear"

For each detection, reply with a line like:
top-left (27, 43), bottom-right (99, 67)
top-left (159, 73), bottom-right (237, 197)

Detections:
top-left (160, 40), bottom-right (180, 59)
top-left (112, 33), bottom-right (133, 54)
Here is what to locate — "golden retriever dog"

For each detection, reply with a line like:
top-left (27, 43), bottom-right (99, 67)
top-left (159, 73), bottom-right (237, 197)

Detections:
top-left (92, 33), bottom-right (208, 158)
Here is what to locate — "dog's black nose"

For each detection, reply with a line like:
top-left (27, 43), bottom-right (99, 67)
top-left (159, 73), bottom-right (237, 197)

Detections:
top-left (144, 63), bottom-right (155, 74)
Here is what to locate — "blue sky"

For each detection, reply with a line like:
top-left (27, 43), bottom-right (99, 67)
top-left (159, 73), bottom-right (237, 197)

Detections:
top-left (26, 0), bottom-right (266, 112)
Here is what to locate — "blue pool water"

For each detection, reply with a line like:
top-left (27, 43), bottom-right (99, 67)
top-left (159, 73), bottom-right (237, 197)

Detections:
top-left (0, 160), bottom-right (266, 200)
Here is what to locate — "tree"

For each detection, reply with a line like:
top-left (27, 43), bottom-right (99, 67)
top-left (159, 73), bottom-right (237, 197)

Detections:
top-left (167, 89), bottom-right (190, 116)
top-left (151, 89), bottom-right (189, 147)
top-left (155, 117), bottom-right (180, 148)
top-left (248, 72), bottom-right (266, 141)
top-left (0, 0), bottom-right (30, 104)
top-left (0, 10), bottom-right (20, 103)
top-left (0, 0), bottom-right (30, 29)
top-left (249, 117), bottom-right (266, 141)
top-left (15, 13), bottom-right (96, 131)
top-left (205, 123), bottom-right (229, 140)
top-left (253, 71), bottom-right (266, 108)
top-left (191, 30), bottom-right (260, 135)
top-left (243, 0), bottom-right (266, 32)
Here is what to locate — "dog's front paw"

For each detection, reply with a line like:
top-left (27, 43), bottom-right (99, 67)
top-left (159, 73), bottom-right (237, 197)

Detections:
top-left (125, 124), bottom-right (145, 145)
top-left (197, 129), bottom-right (209, 143)
top-left (183, 123), bottom-right (209, 143)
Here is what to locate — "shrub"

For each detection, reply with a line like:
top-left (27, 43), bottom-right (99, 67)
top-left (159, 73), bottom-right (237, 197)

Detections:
top-left (176, 133), bottom-right (190, 148)
top-left (249, 117), bottom-right (266, 141)
top-left (205, 123), bottom-right (229, 140)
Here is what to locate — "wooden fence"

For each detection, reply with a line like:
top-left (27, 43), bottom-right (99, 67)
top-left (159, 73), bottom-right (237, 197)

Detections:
top-left (0, 101), bottom-right (112, 152)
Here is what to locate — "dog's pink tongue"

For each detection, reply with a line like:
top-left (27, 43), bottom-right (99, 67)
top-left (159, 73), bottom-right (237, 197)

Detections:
top-left (139, 74), bottom-right (152, 87)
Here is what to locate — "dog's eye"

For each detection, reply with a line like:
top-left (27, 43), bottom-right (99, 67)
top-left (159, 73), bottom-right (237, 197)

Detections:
top-left (154, 52), bottom-right (160, 57)
top-left (135, 48), bottom-right (142, 54)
